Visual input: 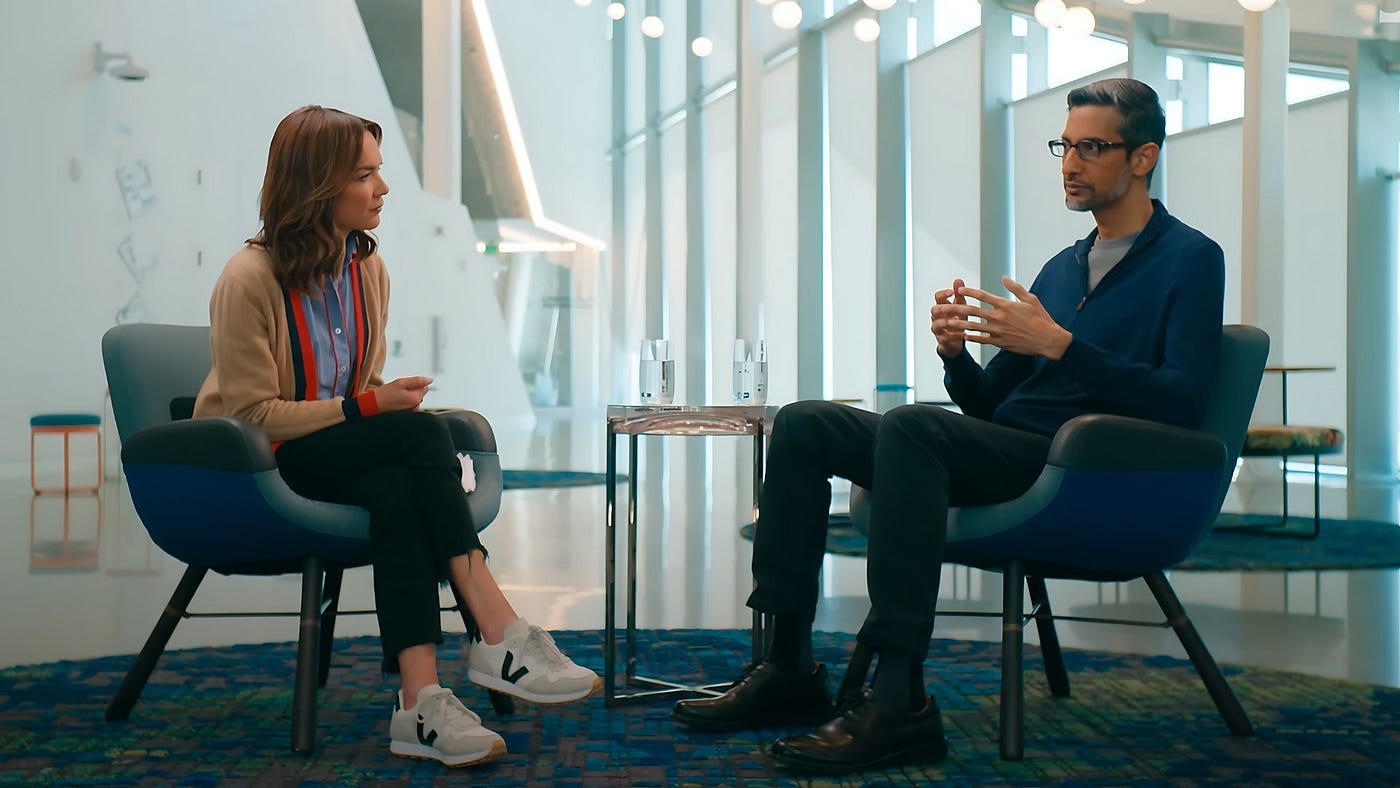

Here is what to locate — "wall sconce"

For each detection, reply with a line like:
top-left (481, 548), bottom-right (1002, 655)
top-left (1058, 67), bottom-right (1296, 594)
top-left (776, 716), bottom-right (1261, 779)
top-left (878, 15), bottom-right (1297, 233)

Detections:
top-left (94, 42), bottom-right (149, 81)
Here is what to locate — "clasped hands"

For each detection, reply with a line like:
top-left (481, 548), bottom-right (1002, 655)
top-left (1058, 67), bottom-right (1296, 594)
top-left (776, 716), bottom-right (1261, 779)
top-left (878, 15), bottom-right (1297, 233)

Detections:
top-left (930, 276), bottom-right (1072, 361)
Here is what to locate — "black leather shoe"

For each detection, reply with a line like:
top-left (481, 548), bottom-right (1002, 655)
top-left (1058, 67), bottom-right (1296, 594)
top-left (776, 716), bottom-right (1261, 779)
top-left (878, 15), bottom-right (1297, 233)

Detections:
top-left (768, 687), bottom-right (948, 775)
top-left (671, 661), bottom-right (834, 732)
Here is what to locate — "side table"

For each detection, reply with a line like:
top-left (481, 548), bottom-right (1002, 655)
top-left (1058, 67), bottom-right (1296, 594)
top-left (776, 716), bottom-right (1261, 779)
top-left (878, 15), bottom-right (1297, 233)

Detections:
top-left (604, 404), bottom-right (779, 706)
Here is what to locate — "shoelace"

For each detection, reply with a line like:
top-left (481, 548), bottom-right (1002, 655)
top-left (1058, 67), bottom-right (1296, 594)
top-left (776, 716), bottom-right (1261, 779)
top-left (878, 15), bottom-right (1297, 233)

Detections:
top-left (835, 686), bottom-right (879, 722)
top-left (419, 688), bottom-right (482, 732)
top-left (521, 625), bottom-right (572, 669)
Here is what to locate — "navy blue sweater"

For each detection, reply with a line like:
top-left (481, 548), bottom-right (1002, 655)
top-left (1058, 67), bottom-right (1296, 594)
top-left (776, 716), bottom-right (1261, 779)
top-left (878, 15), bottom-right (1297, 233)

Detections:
top-left (943, 201), bottom-right (1224, 436)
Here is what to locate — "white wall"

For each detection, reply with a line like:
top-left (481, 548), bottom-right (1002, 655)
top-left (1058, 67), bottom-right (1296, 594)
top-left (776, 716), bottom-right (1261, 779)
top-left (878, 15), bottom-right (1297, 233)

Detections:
top-left (0, 0), bottom-right (532, 469)
top-left (483, 0), bottom-right (611, 243)
top-left (909, 31), bottom-right (984, 402)
top-left (827, 15), bottom-right (878, 404)
top-left (705, 93), bottom-right (739, 405)
top-left (1009, 67), bottom-right (1124, 283)
top-left (1164, 121), bottom-right (1245, 325)
top-left (760, 58), bottom-right (799, 405)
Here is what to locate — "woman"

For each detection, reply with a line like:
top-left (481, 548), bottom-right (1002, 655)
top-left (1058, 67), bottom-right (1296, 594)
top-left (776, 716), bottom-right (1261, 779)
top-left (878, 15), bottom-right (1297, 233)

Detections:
top-left (194, 105), bottom-right (599, 768)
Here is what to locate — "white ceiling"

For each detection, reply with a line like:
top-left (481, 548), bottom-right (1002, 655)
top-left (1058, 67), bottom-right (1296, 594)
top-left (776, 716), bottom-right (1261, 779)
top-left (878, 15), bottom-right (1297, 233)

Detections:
top-left (1093, 0), bottom-right (1398, 41)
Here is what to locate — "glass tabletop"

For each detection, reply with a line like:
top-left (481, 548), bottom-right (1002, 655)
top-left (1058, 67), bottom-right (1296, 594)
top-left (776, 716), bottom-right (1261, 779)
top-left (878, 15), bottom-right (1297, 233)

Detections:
top-left (606, 404), bottom-right (781, 436)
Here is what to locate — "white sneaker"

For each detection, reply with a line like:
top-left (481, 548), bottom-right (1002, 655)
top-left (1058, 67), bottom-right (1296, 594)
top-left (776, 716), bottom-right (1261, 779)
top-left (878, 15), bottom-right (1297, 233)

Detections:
top-left (467, 618), bottom-right (602, 705)
top-left (388, 684), bottom-right (506, 767)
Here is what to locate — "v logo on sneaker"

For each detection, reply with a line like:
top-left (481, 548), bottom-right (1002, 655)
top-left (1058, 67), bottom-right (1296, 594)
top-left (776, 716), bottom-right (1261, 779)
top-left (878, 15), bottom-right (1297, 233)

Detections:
top-left (416, 717), bottom-right (438, 746)
top-left (501, 651), bottom-right (530, 684)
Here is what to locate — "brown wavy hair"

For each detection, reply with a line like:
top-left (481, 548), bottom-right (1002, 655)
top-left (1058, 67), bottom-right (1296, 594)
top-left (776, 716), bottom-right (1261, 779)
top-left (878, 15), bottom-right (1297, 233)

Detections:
top-left (250, 106), bottom-right (382, 291)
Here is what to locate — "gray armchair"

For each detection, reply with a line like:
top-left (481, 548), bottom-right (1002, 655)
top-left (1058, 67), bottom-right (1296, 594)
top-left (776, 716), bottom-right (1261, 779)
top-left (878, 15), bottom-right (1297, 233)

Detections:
top-left (101, 323), bottom-right (507, 753)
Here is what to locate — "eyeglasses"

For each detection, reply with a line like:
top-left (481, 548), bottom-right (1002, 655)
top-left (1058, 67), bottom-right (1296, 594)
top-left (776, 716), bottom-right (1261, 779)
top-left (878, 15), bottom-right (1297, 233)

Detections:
top-left (1048, 138), bottom-right (1134, 161)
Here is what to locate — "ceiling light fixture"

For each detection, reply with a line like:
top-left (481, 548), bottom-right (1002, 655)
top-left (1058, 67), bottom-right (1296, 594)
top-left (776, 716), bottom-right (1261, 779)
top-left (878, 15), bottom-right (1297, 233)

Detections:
top-left (853, 17), bottom-right (881, 42)
top-left (606, 2), bottom-right (626, 21)
top-left (1033, 0), bottom-right (1067, 28)
top-left (641, 14), bottom-right (665, 37)
top-left (863, 0), bottom-right (897, 10)
top-left (1238, 0), bottom-right (1278, 11)
top-left (772, 0), bottom-right (803, 29)
top-left (1061, 6), bottom-right (1096, 36)
top-left (690, 36), bottom-right (714, 57)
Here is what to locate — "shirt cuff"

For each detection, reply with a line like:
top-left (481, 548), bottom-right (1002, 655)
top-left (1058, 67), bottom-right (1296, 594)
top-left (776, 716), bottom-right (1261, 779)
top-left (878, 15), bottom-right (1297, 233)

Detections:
top-left (342, 390), bottom-right (380, 420)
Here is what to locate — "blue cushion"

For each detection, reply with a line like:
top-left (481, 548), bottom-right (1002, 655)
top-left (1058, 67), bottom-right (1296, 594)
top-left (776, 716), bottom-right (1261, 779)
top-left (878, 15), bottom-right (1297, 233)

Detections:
top-left (31, 413), bottom-right (101, 427)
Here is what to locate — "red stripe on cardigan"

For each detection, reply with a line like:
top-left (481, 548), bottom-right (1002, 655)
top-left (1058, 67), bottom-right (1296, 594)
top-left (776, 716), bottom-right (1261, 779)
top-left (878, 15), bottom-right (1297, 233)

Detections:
top-left (349, 254), bottom-right (368, 391)
top-left (287, 294), bottom-right (319, 401)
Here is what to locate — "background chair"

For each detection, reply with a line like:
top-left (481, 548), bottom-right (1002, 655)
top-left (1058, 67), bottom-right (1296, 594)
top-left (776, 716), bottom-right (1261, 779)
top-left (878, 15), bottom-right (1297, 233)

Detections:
top-left (847, 324), bottom-right (1268, 760)
top-left (1224, 365), bottom-right (1344, 539)
top-left (30, 412), bottom-right (103, 494)
top-left (101, 323), bottom-right (506, 753)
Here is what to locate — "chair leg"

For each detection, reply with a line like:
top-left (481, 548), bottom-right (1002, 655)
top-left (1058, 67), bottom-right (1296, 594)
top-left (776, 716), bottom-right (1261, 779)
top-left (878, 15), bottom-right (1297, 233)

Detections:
top-left (1000, 560), bottom-right (1026, 761)
top-left (837, 640), bottom-right (875, 711)
top-left (106, 565), bottom-right (208, 722)
top-left (449, 584), bottom-right (516, 716)
top-left (292, 556), bottom-right (324, 754)
top-left (1026, 576), bottom-right (1070, 698)
top-left (1143, 571), bottom-right (1253, 737)
top-left (1308, 454), bottom-right (1322, 540)
top-left (318, 568), bottom-right (344, 688)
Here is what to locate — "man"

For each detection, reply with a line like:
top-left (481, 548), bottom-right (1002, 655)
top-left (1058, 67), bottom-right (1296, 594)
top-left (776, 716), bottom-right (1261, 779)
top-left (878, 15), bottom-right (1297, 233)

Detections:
top-left (671, 78), bottom-right (1225, 774)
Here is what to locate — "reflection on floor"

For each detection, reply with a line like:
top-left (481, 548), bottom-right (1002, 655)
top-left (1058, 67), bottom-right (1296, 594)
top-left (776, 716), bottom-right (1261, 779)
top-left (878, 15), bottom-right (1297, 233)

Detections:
top-left (2, 411), bottom-right (1397, 692)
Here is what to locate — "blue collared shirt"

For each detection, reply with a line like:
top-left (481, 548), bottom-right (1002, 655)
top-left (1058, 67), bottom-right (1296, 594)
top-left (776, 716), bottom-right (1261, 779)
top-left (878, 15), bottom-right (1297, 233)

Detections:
top-left (299, 239), bottom-right (359, 400)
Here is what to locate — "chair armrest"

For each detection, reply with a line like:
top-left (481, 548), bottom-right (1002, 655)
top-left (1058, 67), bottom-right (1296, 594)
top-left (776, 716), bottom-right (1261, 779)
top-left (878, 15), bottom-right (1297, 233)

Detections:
top-left (1047, 413), bottom-right (1224, 471)
top-left (436, 409), bottom-right (498, 453)
top-left (121, 417), bottom-right (276, 473)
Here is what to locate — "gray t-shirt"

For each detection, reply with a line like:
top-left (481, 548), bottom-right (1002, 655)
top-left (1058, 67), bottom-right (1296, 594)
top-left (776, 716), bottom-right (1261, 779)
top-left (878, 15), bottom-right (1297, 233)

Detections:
top-left (1087, 232), bottom-right (1139, 292)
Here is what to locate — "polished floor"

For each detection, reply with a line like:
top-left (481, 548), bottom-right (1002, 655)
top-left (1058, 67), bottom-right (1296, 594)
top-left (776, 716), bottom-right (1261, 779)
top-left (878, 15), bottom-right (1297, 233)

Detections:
top-left (6, 410), bottom-right (1399, 694)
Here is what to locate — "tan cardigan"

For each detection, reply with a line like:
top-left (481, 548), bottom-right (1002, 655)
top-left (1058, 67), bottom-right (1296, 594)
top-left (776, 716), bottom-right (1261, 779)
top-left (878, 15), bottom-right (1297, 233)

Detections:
top-left (193, 245), bottom-right (389, 442)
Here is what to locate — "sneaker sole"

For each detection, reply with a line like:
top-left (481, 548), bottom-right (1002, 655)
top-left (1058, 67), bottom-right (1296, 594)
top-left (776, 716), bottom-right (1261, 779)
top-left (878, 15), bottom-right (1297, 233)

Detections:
top-left (468, 670), bottom-right (603, 705)
top-left (390, 737), bottom-right (506, 768)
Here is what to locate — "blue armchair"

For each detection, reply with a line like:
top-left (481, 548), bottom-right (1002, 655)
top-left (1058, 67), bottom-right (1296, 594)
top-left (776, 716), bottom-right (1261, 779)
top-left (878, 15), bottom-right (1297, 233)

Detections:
top-left (100, 323), bottom-right (507, 753)
top-left (846, 324), bottom-right (1268, 759)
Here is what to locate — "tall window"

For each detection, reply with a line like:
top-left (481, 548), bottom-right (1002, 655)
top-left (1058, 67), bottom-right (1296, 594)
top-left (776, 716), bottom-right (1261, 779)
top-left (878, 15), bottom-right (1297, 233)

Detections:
top-left (1046, 29), bottom-right (1127, 88)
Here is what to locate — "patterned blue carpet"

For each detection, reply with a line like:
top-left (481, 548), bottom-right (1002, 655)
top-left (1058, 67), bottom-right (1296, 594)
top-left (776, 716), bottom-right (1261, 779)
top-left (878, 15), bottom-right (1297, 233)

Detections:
top-left (740, 515), bottom-right (1400, 572)
top-left (2, 629), bottom-right (1398, 785)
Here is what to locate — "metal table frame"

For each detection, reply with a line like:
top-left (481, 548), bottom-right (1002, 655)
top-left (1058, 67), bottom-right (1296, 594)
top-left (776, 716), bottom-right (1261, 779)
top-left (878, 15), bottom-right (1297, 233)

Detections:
top-left (603, 404), bottom-right (778, 706)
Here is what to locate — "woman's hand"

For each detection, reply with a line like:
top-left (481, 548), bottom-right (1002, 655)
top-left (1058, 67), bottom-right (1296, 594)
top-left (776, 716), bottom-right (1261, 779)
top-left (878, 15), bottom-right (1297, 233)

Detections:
top-left (374, 376), bottom-right (433, 412)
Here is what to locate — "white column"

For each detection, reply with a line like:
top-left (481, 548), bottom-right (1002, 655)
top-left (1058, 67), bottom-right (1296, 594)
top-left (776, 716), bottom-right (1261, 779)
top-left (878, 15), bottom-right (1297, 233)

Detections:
top-left (421, 0), bottom-right (462, 201)
top-left (1180, 56), bottom-right (1209, 131)
top-left (1128, 12), bottom-right (1169, 202)
top-left (504, 253), bottom-right (534, 356)
top-left (1345, 39), bottom-right (1400, 522)
top-left (1023, 22), bottom-right (1048, 97)
top-left (1240, 2), bottom-right (1288, 365)
top-left (684, 0), bottom-right (710, 406)
top-left (874, 1), bottom-right (911, 412)
top-left (644, 0), bottom-right (664, 340)
top-left (609, 6), bottom-right (628, 403)
top-left (979, 2), bottom-right (1014, 365)
top-left (796, 0), bottom-right (828, 400)
top-left (735, 0), bottom-right (764, 346)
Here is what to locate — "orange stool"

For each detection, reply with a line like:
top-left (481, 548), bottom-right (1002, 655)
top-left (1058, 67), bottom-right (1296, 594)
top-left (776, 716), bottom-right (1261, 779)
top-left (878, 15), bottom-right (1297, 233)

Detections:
top-left (30, 413), bottom-right (103, 495)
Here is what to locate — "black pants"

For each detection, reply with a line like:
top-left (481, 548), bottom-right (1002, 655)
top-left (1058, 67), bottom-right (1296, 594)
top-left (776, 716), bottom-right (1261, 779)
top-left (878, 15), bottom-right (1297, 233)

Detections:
top-left (275, 410), bottom-right (484, 672)
top-left (747, 401), bottom-right (1053, 660)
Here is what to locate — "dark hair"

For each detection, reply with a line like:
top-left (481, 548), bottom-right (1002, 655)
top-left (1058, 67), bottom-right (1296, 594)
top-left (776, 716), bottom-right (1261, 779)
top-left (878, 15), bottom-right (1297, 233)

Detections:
top-left (250, 105), bottom-right (382, 291)
top-left (1066, 78), bottom-right (1166, 185)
